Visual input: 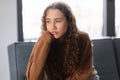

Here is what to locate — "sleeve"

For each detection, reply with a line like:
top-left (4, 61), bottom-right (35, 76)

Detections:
top-left (26, 31), bottom-right (53, 80)
top-left (66, 33), bottom-right (93, 80)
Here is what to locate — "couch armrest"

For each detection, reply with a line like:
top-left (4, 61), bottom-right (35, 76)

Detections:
top-left (8, 42), bottom-right (35, 80)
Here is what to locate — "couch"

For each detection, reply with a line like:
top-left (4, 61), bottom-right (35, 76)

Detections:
top-left (8, 38), bottom-right (120, 80)
top-left (92, 38), bottom-right (120, 80)
top-left (8, 42), bottom-right (35, 80)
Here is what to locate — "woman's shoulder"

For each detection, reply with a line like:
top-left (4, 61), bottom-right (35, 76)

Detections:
top-left (77, 31), bottom-right (91, 49)
top-left (77, 31), bottom-right (90, 41)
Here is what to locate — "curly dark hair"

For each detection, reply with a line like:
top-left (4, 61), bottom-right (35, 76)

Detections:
top-left (41, 1), bottom-right (80, 74)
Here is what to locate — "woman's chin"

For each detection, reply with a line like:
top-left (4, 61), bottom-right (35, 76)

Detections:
top-left (54, 36), bottom-right (59, 39)
top-left (54, 35), bottom-right (61, 39)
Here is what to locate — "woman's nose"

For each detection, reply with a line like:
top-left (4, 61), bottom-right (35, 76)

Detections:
top-left (51, 21), bottom-right (56, 29)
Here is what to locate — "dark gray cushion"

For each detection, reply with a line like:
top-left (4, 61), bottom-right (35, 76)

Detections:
top-left (8, 42), bottom-right (35, 80)
top-left (113, 38), bottom-right (120, 76)
top-left (92, 38), bottom-right (119, 80)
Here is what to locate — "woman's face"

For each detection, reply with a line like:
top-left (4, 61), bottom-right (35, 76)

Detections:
top-left (45, 9), bottom-right (68, 39)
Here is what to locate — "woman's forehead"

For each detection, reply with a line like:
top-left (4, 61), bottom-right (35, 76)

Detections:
top-left (46, 9), bottom-right (64, 18)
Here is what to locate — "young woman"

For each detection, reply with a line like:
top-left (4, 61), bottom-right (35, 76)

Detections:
top-left (26, 1), bottom-right (99, 80)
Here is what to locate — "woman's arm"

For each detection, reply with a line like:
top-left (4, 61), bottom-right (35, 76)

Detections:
top-left (66, 34), bottom-right (93, 80)
top-left (26, 31), bottom-right (54, 80)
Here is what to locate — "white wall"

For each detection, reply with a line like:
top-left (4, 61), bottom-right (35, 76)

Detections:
top-left (0, 0), bottom-right (17, 80)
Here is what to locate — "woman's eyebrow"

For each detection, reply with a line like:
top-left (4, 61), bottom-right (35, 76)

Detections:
top-left (55, 18), bottom-right (63, 20)
top-left (45, 17), bottom-right (64, 20)
top-left (45, 18), bottom-right (50, 20)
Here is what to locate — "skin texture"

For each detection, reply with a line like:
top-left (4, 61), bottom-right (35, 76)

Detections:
top-left (45, 9), bottom-right (68, 39)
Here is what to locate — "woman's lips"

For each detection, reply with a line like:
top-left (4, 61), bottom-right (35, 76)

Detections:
top-left (50, 31), bottom-right (58, 35)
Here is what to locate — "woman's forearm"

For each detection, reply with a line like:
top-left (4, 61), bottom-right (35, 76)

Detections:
top-left (29, 40), bottom-right (51, 80)
top-left (26, 31), bottom-right (54, 80)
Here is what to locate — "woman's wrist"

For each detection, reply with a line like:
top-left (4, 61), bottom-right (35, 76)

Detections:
top-left (40, 31), bottom-right (54, 44)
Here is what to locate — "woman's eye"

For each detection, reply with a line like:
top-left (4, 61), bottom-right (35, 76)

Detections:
top-left (55, 20), bottom-right (62, 23)
top-left (46, 20), bottom-right (50, 23)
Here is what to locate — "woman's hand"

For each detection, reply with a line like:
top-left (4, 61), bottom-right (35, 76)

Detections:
top-left (39, 31), bottom-right (55, 44)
